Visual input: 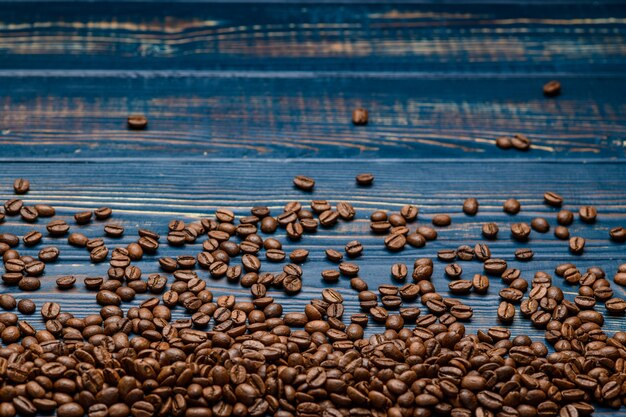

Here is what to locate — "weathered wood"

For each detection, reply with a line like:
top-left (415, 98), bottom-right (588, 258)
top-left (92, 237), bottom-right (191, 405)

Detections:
top-left (1, 159), bottom-right (625, 345)
top-left (0, 3), bottom-right (625, 73)
top-left (1, 74), bottom-right (625, 158)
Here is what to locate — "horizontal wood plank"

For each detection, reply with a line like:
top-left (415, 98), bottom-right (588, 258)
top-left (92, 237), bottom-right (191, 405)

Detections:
top-left (0, 3), bottom-right (625, 73)
top-left (1, 159), bottom-right (625, 346)
top-left (1, 74), bottom-right (625, 158)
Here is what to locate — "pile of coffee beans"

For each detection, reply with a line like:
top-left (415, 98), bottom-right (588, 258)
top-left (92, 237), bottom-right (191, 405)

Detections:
top-left (0, 175), bottom-right (625, 417)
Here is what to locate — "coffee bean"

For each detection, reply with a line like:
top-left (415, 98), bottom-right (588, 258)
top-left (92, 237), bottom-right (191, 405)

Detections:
top-left (384, 233), bottom-right (406, 251)
top-left (531, 217), bottom-right (550, 233)
top-left (46, 220), bottom-right (69, 236)
top-left (319, 210), bottom-right (339, 227)
top-left (543, 80), bottom-right (561, 97)
top-left (579, 206), bottom-right (597, 223)
top-left (13, 178), bottom-right (30, 195)
top-left (472, 274), bottom-right (489, 293)
top-left (511, 134), bottom-right (531, 151)
top-left (554, 225), bottom-right (570, 240)
top-left (38, 246), bottom-right (59, 263)
top-left (406, 232), bottom-right (426, 248)
top-left (511, 222), bottom-right (531, 241)
top-left (17, 299), bottom-right (35, 314)
top-left (474, 243), bottom-right (491, 261)
top-left (416, 226), bottom-right (437, 241)
top-left (462, 198), bottom-right (479, 215)
top-left (293, 175), bottom-right (315, 191)
top-left (337, 202), bottom-right (356, 220)
top-left (0, 233), bottom-right (19, 247)
top-left (345, 240), bottom-right (363, 258)
top-left (437, 249), bottom-right (456, 262)
top-left (56, 275), bottom-right (76, 290)
top-left (22, 231), bottom-right (42, 247)
top-left (90, 246), bottom-right (109, 263)
top-left (484, 258), bottom-right (507, 275)
top-left (127, 115), bottom-right (147, 130)
top-left (20, 206), bottom-right (38, 222)
top-left (515, 248), bottom-right (534, 261)
top-left (104, 224), bottom-right (125, 238)
top-left (496, 136), bottom-right (512, 150)
top-left (610, 226), bottom-right (626, 243)
top-left (352, 108), bottom-right (368, 126)
top-left (355, 173), bottom-right (374, 186)
top-left (569, 236), bottom-right (585, 254)
top-left (555, 210), bottom-right (573, 227)
top-left (503, 198), bottom-right (521, 214)
top-left (449, 280), bottom-right (472, 295)
top-left (400, 204), bottom-right (418, 221)
top-left (94, 207), bottom-right (112, 220)
top-left (432, 214), bottom-right (451, 227)
top-left (445, 263), bottom-right (463, 279)
top-left (482, 223), bottom-right (499, 239)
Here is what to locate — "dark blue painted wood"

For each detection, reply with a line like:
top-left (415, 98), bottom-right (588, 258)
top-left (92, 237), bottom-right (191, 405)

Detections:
top-left (1, 74), bottom-right (625, 159)
top-left (0, 3), bottom-right (625, 74)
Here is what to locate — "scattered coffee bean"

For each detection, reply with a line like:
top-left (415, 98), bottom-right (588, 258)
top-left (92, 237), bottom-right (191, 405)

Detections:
top-left (511, 134), bottom-right (531, 151)
top-left (531, 217), bottom-right (550, 233)
top-left (352, 108), bottom-right (368, 126)
top-left (610, 226), bottom-right (626, 243)
top-left (462, 198), bottom-right (479, 215)
top-left (127, 114), bottom-right (148, 129)
top-left (569, 236), bottom-right (586, 254)
top-left (432, 214), bottom-right (451, 227)
top-left (293, 175), bottom-right (315, 191)
top-left (555, 225), bottom-right (570, 240)
top-left (496, 136), bottom-right (512, 150)
top-left (579, 206), bottom-right (597, 223)
top-left (503, 198), bottom-right (521, 214)
top-left (482, 222), bottom-right (499, 239)
top-left (543, 80), bottom-right (561, 97)
top-left (355, 173), bottom-right (374, 186)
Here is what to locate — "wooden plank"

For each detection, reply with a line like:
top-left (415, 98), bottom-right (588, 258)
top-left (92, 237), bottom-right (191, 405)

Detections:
top-left (0, 3), bottom-right (625, 73)
top-left (1, 74), bottom-right (625, 158)
top-left (1, 159), bottom-right (625, 348)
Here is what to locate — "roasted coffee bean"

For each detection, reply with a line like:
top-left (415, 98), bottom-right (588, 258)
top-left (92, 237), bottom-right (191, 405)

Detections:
top-left (474, 243), bottom-right (491, 261)
top-left (449, 280), bottom-right (472, 295)
top-left (319, 210), bottom-right (339, 227)
top-left (610, 226), bottom-right (626, 242)
top-left (46, 220), bottom-right (69, 236)
top-left (400, 204), bottom-right (418, 221)
top-left (569, 236), bottom-right (585, 254)
top-left (543, 80), bottom-right (561, 97)
top-left (127, 115), bottom-right (147, 130)
top-left (445, 263), bottom-right (463, 279)
top-left (13, 178), bottom-right (30, 194)
top-left (23, 231), bottom-right (42, 247)
top-left (511, 222), bottom-right (531, 241)
top-left (0, 233), bottom-right (19, 247)
top-left (416, 226), bottom-right (437, 241)
top-left (325, 249), bottom-right (343, 263)
top-left (436, 249), bottom-right (455, 262)
top-left (355, 173), bottom-right (375, 186)
top-left (605, 297), bottom-right (626, 314)
top-left (515, 248), bottom-right (534, 261)
top-left (4, 199), bottom-right (23, 215)
top-left (336, 201), bottom-right (355, 220)
top-left (531, 217), bottom-right (550, 233)
top-left (390, 263), bottom-right (408, 281)
top-left (104, 224), bottom-right (125, 238)
top-left (94, 207), bottom-right (112, 220)
top-left (462, 198), bottom-right (479, 215)
top-left (345, 240), bottom-right (363, 258)
top-left (352, 108), bottom-right (368, 126)
top-left (555, 225), bottom-right (570, 240)
top-left (293, 175), bottom-right (315, 191)
top-left (384, 233), bottom-right (406, 251)
top-left (90, 246), bottom-right (109, 263)
top-left (56, 276), bottom-right (76, 290)
top-left (557, 209), bottom-right (574, 226)
top-left (496, 136), bottom-right (512, 149)
top-left (511, 134), bottom-right (531, 151)
top-left (406, 232), bottom-right (426, 248)
top-left (497, 301), bottom-right (515, 323)
top-left (432, 214), bottom-right (451, 227)
top-left (482, 223), bottom-right (499, 239)
top-left (289, 248), bottom-right (309, 263)
top-left (484, 258), bottom-right (507, 275)
top-left (503, 198), bottom-right (521, 214)
top-left (579, 206), bottom-right (597, 223)
top-left (38, 246), bottom-right (59, 263)
top-left (20, 206), bottom-right (38, 222)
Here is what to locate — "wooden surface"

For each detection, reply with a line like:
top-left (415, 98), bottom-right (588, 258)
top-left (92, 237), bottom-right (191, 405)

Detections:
top-left (1, 2), bottom-right (626, 415)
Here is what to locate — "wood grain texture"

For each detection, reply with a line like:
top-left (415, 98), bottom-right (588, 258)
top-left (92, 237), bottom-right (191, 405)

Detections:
top-left (1, 74), bottom-right (625, 159)
top-left (0, 3), bottom-right (625, 73)
top-left (1, 159), bottom-right (625, 344)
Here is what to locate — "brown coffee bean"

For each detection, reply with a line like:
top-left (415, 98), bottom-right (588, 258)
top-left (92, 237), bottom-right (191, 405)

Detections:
top-left (554, 225), bottom-right (570, 240)
top-left (472, 274), bottom-right (489, 294)
top-left (474, 243), bottom-right (491, 261)
top-left (610, 226), bottom-right (626, 243)
top-left (56, 276), bottom-right (76, 290)
top-left (515, 248), bottom-right (534, 261)
top-left (38, 246), bottom-right (59, 263)
top-left (579, 206), bottom-right (597, 223)
top-left (325, 249), bottom-right (343, 263)
top-left (462, 198), bottom-right (479, 215)
top-left (482, 223), bottom-right (499, 239)
top-left (104, 224), bottom-right (125, 238)
top-left (432, 214), bottom-right (451, 227)
top-left (569, 236), bottom-right (585, 254)
top-left (293, 175), bottom-right (315, 191)
top-left (345, 240), bottom-right (363, 258)
top-left (497, 301), bottom-right (515, 323)
top-left (484, 258), bottom-right (507, 275)
top-left (20, 206), bottom-right (38, 222)
top-left (511, 134), bottom-right (531, 151)
top-left (384, 233), bottom-right (406, 251)
top-left (13, 178), bottom-right (30, 195)
top-left (437, 249), bottom-right (456, 262)
top-left (449, 280), bottom-right (472, 295)
top-left (531, 217), bottom-right (550, 233)
top-left (503, 198), bottom-right (521, 214)
top-left (543, 80), bottom-right (561, 97)
top-left (46, 220), bottom-right (69, 236)
top-left (352, 108), bottom-right (368, 126)
top-left (445, 263), bottom-right (463, 279)
top-left (22, 231), bottom-right (42, 247)
top-left (511, 222), bottom-right (531, 241)
top-left (556, 209), bottom-right (574, 226)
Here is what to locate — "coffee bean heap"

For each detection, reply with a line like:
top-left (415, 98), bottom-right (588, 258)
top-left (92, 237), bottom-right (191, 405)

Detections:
top-left (0, 176), bottom-right (625, 417)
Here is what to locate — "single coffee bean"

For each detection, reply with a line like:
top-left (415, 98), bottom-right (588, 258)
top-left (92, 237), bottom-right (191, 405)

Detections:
top-left (17, 299), bottom-right (36, 314)
top-left (605, 297), bottom-right (626, 314)
top-left (319, 210), bottom-right (339, 227)
top-left (555, 225), bottom-right (570, 240)
top-left (456, 245), bottom-right (474, 261)
top-left (352, 108), bottom-right (368, 126)
top-left (511, 134), bottom-right (531, 151)
top-left (445, 263), bottom-right (463, 279)
top-left (400, 204), bottom-right (418, 221)
top-left (610, 226), bottom-right (626, 243)
top-left (56, 276), bottom-right (76, 290)
top-left (503, 198), bottom-right (521, 214)
top-left (4, 199), bottom-right (23, 215)
top-left (437, 249), bottom-right (456, 262)
top-left (556, 209), bottom-right (574, 226)
top-left (0, 233), bottom-right (19, 247)
top-left (23, 231), bottom-right (42, 247)
top-left (497, 301), bottom-right (515, 323)
top-left (432, 214), bottom-right (451, 227)
top-left (289, 248), bottom-right (309, 263)
top-left (38, 246), bottom-right (59, 263)
top-left (531, 217), bottom-right (550, 233)
top-left (46, 220), bottom-right (70, 236)
top-left (569, 236), bottom-right (585, 254)
top-left (472, 274), bottom-right (489, 293)
top-left (474, 243), bottom-right (491, 261)
top-left (20, 206), bottom-right (38, 222)
top-left (515, 248), bottom-right (534, 261)
top-left (543, 80), bottom-right (561, 97)
top-left (337, 202), bottom-right (356, 220)
top-left (462, 198), bottom-right (479, 215)
top-left (13, 178), bottom-right (30, 194)
top-left (355, 173), bottom-right (374, 186)
top-left (496, 136), bottom-right (512, 150)
top-left (104, 224), bottom-right (125, 238)
top-left (384, 233), bottom-right (406, 251)
top-left (74, 211), bottom-right (92, 224)
top-left (511, 222), bottom-right (531, 241)
top-left (484, 258), bottom-right (507, 275)
top-left (94, 207), bottom-right (112, 220)
top-left (325, 249), bottom-right (343, 263)
top-left (321, 270), bottom-right (340, 283)
top-left (406, 233), bottom-right (426, 248)
top-left (482, 223), bottom-right (499, 239)
top-left (579, 206), bottom-right (597, 223)
top-left (90, 246), bottom-right (109, 263)
top-left (345, 240), bottom-right (363, 258)
top-left (127, 115), bottom-right (148, 130)
top-left (339, 262), bottom-right (359, 277)
top-left (416, 226), bottom-right (437, 241)
top-left (293, 176), bottom-right (315, 191)
top-left (449, 280), bottom-right (472, 295)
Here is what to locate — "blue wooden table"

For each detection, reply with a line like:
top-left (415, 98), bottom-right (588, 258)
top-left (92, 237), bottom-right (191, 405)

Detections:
top-left (0, 2), bottom-right (625, 415)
